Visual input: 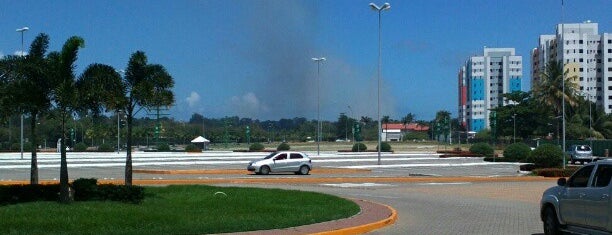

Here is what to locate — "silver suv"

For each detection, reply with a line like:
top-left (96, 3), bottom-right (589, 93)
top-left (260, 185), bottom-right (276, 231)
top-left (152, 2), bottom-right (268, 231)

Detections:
top-left (567, 144), bottom-right (594, 165)
top-left (540, 159), bottom-right (612, 235)
top-left (247, 151), bottom-right (312, 175)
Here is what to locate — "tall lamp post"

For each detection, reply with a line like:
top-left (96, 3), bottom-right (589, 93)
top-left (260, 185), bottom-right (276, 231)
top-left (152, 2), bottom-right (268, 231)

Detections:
top-left (348, 105), bottom-right (354, 142)
top-left (512, 114), bottom-right (517, 143)
top-left (312, 57), bottom-right (325, 156)
top-left (16, 26), bottom-right (29, 160)
top-left (370, 2), bottom-right (390, 165)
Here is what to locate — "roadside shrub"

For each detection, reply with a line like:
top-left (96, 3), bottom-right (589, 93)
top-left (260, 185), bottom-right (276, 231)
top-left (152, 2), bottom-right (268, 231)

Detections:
top-left (533, 167), bottom-right (579, 177)
top-left (97, 184), bottom-right (145, 204)
top-left (72, 178), bottom-right (99, 201)
top-left (157, 143), bottom-right (171, 151)
top-left (277, 142), bottom-right (290, 151)
top-left (527, 144), bottom-right (563, 168)
top-left (11, 142), bottom-right (32, 152)
top-left (98, 143), bottom-right (114, 152)
top-left (503, 143), bottom-right (531, 162)
top-left (185, 144), bottom-right (201, 152)
top-left (376, 142), bottom-right (392, 152)
top-left (74, 142), bottom-right (88, 152)
top-left (0, 184), bottom-right (60, 205)
top-left (249, 143), bottom-right (265, 151)
top-left (469, 143), bottom-right (494, 157)
top-left (352, 143), bottom-right (367, 152)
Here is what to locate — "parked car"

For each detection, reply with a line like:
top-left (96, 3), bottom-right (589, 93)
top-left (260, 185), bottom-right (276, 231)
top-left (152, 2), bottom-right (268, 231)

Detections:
top-left (247, 151), bottom-right (312, 175)
top-left (540, 159), bottom-right (612, 235)
top-left (566, 144), bottom-right (594, 165)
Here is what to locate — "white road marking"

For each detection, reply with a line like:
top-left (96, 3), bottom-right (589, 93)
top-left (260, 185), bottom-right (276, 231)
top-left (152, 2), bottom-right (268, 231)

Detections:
top-left (321, 183), bottom-right (393, 188)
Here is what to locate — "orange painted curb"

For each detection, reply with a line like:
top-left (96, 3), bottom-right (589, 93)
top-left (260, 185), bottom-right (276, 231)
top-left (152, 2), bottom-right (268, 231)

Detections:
top-left (312, 200), bottom-right (398, 235)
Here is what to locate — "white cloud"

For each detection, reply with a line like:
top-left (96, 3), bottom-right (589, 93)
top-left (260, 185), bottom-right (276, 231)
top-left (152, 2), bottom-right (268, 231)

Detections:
top-left (185, 91), bottom-right (200, 107)
top-left (14, 51), bottom-right (28, 56)
top-left (229, 92), bottom-right (269, 117)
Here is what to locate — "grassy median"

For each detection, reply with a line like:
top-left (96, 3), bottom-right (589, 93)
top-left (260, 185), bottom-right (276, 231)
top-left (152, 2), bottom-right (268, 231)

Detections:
top-left (0, 185), bottom-right (360, 235)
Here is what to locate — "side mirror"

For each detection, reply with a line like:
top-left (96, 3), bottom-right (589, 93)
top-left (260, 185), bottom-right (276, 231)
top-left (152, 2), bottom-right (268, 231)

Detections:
top-left (557, 178), bottom-right (567, 187)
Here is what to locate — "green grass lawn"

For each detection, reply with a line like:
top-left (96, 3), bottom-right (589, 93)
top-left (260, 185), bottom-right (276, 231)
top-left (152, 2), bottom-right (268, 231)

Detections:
top-left (0, 185), bottom-right (360, 235)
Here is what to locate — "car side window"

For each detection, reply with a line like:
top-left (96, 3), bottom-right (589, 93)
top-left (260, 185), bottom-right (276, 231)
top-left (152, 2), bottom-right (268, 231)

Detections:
top-left (567, 165), bottom-right (594, 188)
top-left (274, 154), bottom-right (287, 161)
top-left (592, 165), bottom-right (612, 188)
top-left (290, 153), bottom-right (303, 159)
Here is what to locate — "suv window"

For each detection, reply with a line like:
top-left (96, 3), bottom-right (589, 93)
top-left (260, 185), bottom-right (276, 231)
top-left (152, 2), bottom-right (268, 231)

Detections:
top-left (576, 145), bottom-right (591, 151)
top-left (567, 165), bottom-right (594, 188)
top-left (592, 165), bottom-right (612, 187)
top-left (290, 153), bottom-right (303, 159)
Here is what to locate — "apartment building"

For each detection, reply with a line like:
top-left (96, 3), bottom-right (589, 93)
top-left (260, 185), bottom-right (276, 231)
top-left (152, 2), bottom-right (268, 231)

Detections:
top-left (532, 21), bottom-right (612, 114)
top-left (459, 48), bottom-right (522, 132)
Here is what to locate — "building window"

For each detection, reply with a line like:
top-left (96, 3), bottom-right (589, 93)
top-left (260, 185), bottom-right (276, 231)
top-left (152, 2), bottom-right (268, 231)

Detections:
top-left (579, 40), bottom-right (583, 44)
top-left (609, 68), bottom-right (612, 72)
top-left (597, 77), bottom-right (602, 82)
top-left (579, 49), bottom-right (584, 53)
top-left (580, 86), bottom-right (584, 90)
top-left (580, 68), bottom-right (584, 72)
top-left (609, 96), bottom-right (612, 100)
top-left (609, 39), bottom-right (611, 44)
top-left (579, 58), bottom-right (583, 62)
top-left (598, 59), bottom-right (602, 63)
top-left (580, 77), bottom-right (584, 81)
top-left (609, 49), bottom-right (612, 53)
top-left (609, 77), bottom-right (612, 81)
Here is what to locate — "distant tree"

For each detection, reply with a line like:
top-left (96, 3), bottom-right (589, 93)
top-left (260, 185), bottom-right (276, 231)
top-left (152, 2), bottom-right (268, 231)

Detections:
top-left (532, 60), bottom-right (579, 117)
top-left (402, 113), bottom-right (415, 125)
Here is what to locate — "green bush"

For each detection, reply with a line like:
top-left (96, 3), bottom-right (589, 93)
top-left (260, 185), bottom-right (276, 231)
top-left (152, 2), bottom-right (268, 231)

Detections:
top-left (97, 184), bottom-right (145, 204)
top-left (249, 143), bottom-right (265, 151)
top-left (74, 142), bottom-right (88, 152)
top-left (0, 184), bottom-right (60, 205)
top-left (72, 178), bottom-right (99, 201)
top-left (503, 143), bottom-right (531, 162)
top-left (469, 143), bottom-right (494, 157)
top-left (277, 142), bottom-right (290, 151)
top-left (533, 167), bottom-right (579, 177)
top-left (352, 143), bottom-right (367, 152)
top-left (157, 143), bottom-right (170, 151)
top-left (527, 144), bottom-right (563, 168)
top-left (98, 143), bottom-right (114, 152)
top-left (376, 142), bottom-right (392, 152)
top-left (185, 144), bottom-right (201, 152)
top-left (10, 142), bottom-right (32, 152)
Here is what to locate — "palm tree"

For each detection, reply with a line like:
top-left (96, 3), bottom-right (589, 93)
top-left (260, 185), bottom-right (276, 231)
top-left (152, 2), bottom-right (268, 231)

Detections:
top-left (0, 33), bottom-right (52, 185)
top-left (48, 36), bottom-right (85, 203)
top-left (118, 51), bottom-right (174, 186)
top-left (532, 60), bottom-right (579, 116)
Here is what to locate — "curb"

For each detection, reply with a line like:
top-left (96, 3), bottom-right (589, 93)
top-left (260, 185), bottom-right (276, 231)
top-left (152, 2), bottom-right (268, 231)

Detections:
top-left (311, 200), bottom-right (398, 235)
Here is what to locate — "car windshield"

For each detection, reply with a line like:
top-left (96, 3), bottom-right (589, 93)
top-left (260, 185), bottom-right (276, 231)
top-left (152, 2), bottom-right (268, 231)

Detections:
top-left (263, 152), bottom-right (278, 159)
top-left (577, 145), bottom-right (591, 151)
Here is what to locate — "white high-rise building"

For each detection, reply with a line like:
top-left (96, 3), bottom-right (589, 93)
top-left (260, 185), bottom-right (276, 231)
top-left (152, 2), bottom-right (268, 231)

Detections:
top-left (532, 21), bottom-right (612, 114)
top-left (459, 48), bottom-right (522, 132)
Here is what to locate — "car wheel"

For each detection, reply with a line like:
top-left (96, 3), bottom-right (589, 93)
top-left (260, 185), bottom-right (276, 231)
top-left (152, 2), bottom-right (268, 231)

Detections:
top-left (298, 165), bottom-right (310, 175)
top-left (543, 207), bottom-right (561, 235)
top-left (570, 159), bottom-right (575, 165)
top-left (260, 166), bottom-right (270, 175)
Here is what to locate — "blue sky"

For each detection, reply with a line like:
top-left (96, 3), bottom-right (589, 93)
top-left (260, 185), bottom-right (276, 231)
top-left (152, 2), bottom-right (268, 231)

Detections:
top-left (1, 0), bottom-right (610, 121)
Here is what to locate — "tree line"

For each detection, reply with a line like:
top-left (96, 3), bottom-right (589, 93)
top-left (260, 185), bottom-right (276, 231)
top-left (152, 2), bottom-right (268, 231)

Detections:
top-left (0, 33), bottom-right (174, 202)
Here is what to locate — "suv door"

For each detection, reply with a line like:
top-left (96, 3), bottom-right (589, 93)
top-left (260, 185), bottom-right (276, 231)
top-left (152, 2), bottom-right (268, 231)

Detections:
top-left (582, 164), bottom-right (612, 230)
top-left (560, 165), bottom-right (594, 226)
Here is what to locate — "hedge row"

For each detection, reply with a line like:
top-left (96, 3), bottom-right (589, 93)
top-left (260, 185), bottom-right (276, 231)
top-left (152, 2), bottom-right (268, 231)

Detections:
top-left (0, 178), bottom-right (145, 205)
top-left (533, 167), bottom-right (580, 177)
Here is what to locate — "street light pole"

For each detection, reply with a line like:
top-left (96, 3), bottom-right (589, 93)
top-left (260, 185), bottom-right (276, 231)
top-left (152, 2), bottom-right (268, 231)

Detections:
top-left (512, 114), bottom-right (517, 143)
top-left (16, 26), bottom-right (29, 160)
top-left (370, 2), bottom-right (390, 165)
top-left (348, 106), bottom-right (354, 142)
top-left (312, 57), bottom-right (326, 156)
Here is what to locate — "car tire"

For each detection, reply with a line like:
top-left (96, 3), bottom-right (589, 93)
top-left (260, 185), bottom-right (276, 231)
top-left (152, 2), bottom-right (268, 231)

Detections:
top-left (297, 165), bottom-right (310, 175)
top-left (260, 166), bottom-right (270, 175)
top-left (570, 157), bottom-right (576, 165)
top-left (543, 207), bottom-right (561, 235)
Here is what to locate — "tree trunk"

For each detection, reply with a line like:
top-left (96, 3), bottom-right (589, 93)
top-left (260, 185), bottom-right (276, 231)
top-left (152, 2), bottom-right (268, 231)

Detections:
top-left (125, 113), bottom-right (133, 186)
top-left (59, 112), bottom-right (71, 203)
top-left (29, 112), bottom-right (39, 185)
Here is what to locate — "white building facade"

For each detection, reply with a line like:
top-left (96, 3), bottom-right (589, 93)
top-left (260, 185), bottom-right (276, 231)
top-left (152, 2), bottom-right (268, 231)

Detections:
top-left (459, 48), bottom-right (522, 132)
top-left (532, 21), bottom-right (612, 114)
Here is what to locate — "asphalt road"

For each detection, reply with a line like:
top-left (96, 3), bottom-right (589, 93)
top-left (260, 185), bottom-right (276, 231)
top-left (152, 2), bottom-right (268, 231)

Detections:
top-left (0, 151), bottom-right (555, 234)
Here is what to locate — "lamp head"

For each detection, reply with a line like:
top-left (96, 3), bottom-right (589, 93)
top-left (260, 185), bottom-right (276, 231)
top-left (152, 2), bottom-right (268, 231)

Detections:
top-left (16, 27), bottom-right (29, 32)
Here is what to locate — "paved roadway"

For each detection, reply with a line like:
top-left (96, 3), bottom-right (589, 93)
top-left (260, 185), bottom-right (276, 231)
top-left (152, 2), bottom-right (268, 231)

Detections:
top-left (0, 151), bottom-right (554, 234)
top-left (0, 151), bottom-right (526, 181)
